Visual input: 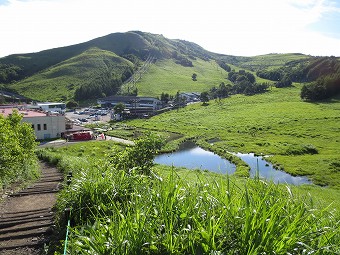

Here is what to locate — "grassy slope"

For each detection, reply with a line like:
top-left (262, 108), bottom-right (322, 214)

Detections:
top-left (235, 53), bottom-right (312, 70)
top-left (128, 85), bottom-right (340, 188)
top-left (9, 48), bottom-right (133, 101)
top-left (39, 141), bottom-right (340, 211)
top-left (135, 59), bottom-right (230, 97)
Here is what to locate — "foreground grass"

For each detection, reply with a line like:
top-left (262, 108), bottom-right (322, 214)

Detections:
top-left (128, 85), bottom-right (340, 188)
top-left (37, 141), bottom-right (340, 254)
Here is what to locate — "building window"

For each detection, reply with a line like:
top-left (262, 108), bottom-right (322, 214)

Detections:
top-left (32, 124), bottom-right (34, 130)
top-left (44, 124), bottom-right (47, 130)
top-left (37, 124), bottom-right (41, 131)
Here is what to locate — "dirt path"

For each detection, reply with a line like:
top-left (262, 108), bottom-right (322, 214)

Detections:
top-left (0, 162), bottom-right (63, 255)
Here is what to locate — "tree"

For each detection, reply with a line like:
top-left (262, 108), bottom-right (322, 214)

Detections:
top-left (114, 103), bottom-right (126, 115)
top-left (200, 91), bottom-right (209, 104)
top-left (160, 92), bottom-right (170, 104)
top-left (108, 133), bottom-right (164, 175)
top-left (66, 100), bottom-right (79, 109)
top-left (192, 73), bottom-right (197, 81)
top-left (0, 110), bottom-right (38, 188)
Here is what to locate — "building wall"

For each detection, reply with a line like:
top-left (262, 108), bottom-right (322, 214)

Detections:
top-left (22, 115), bottom-right (66, 140)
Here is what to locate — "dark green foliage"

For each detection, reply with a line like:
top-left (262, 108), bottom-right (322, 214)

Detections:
top-left (306, 56), bottom-right (340, 81)
top-left (217, 60), bottom-right (231, 72)
top-left (192, 73), bottom-right (197, 81)
top-left (232, 81), bottom-right (269, 95)
top-left (209, 82), bottom-right (231, 99)
top-left (66, 100), bottom-right (78, 108)
top-left (257, 69), bottom-right (282, 81)
top-left (301, 72), bottom-right (340, 101)
top-left (160, 92), bottom-right (170, 103)
top-left (74, 75), bottom-right (122, 101)
top-left (200, 91), bottom-right (209, 104)
top-left (0, 64), bottom-right (23, 83)
top-left (173, 53), bottom-right (193, 67)
top-left (227, 70), bottom-right (268, 95)
top-left (113, 102), bottom-right (125, 115)
top-left (275, 75), bottom-right (292, 88)
top-left (228, 70), bottom-right (255, 84)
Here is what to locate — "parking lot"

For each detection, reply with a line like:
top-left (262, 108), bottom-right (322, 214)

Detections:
top-left (65, 108), bottom-right (111, 125)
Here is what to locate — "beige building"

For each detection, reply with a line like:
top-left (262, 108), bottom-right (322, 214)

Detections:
top-left (1, 106), bottom-right (66, 140)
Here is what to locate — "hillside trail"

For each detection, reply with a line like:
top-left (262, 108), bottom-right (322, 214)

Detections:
top-left (0, 162), bottom-right (63, 255)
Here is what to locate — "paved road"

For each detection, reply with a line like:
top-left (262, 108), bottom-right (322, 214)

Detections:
top-left (39, 135), bottom-right (134, 148)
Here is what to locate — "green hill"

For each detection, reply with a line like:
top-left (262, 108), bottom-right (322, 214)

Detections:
top-left (9, 48), bottom-right (134, 101)
top-left (0, 31), bottom-right (339, 102)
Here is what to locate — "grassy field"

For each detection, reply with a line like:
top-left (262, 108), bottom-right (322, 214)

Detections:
top-left (128, 84), bottom-right (340, 188)
top-left (37, 140), bottom-right (340, 254)
top-left (235, 53), bottom-right (312, 70)
top-left (132, 59), bottom-right (230, 97)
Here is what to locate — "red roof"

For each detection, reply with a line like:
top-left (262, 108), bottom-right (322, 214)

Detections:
top-left (0, 107), bottom-right (47, 118)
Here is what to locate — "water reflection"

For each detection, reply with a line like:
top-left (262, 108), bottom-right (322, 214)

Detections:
top-left (155, 141), bottom-right (236, 174)
top-left (235, 153), bottom-right (311, 185)
top-left (155, 141), bottom-right (311, 185)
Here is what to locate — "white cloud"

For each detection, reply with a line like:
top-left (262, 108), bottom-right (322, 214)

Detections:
top-left (0, 0), bottom-right (339, 57)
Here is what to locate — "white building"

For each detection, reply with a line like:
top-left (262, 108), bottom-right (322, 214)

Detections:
top-left (1, 106), bottom-right (66, 140)
top-left (28, 102), bottom-right (66, 114)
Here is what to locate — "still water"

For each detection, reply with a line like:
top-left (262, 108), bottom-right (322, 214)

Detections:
top-left (154, 141), bottom-right (311, 185)
top-left (235, 152), bottom-right (311, 185)
top-left (154, 141), bottom-right (236, 174)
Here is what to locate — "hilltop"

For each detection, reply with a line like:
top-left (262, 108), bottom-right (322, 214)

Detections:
top-left (0, 31), bottom-right (339, 102)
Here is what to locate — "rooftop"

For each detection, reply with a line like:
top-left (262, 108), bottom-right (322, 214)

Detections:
top-left (0, 106), bottom-right (53, 118)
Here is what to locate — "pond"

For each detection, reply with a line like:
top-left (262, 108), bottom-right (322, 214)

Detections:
top-left (154, 141), bottom-right (311, 185)
top-left (235, 152), bottom-right (311, 185)
top-left (154, 141), bottom-right (236, 174)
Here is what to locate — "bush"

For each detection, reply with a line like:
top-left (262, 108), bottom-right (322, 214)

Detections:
top-left (0, 110), bottom-right (39, 188)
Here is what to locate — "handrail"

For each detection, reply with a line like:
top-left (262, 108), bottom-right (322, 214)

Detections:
top-left (63, 207), bottom-right (72, 255)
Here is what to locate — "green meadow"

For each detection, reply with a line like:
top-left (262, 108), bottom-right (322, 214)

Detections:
top-left (37, 137), bottom-right (340, 254)
top-left (132, 59), bottom-right (229, 97)
top-left (128, 84), bottom-right (340, 188)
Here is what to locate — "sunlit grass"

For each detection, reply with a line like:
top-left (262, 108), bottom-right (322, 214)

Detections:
top-left (128, 84), bottom-right (340, 188)
top-left (38, 141), bottom-right (340, 254)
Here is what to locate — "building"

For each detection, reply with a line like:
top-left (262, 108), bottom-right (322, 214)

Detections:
top-left (28, 102), bottom-right (66, 114)
top-left (0, 106), bottom-right (66, 140)
top-left (98, 96), bottom-right (162, 116)
top-left (179, 92), bottom-right (201, 103)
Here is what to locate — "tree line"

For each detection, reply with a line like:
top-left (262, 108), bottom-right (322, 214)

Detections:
top-left (74, 66), bottom-right (133, 100)
top-left (301, 72), bottom-right (340, 101)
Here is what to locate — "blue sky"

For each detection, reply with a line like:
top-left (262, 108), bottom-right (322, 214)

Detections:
top-left (0, 0), bottom-right (340, 57)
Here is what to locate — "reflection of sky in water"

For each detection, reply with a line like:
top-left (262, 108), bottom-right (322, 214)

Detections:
top-left (155, 141), bottom-right (311, 185)
top-left (155, 145), bottom-right (236, 174)
top-left (236, 153), bottom-right (311, 185)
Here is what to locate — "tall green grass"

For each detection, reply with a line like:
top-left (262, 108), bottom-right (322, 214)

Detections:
top-left (38, 140), bottom-right (340, 255)
top-left (63, 166), bottom-right (340, 254)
